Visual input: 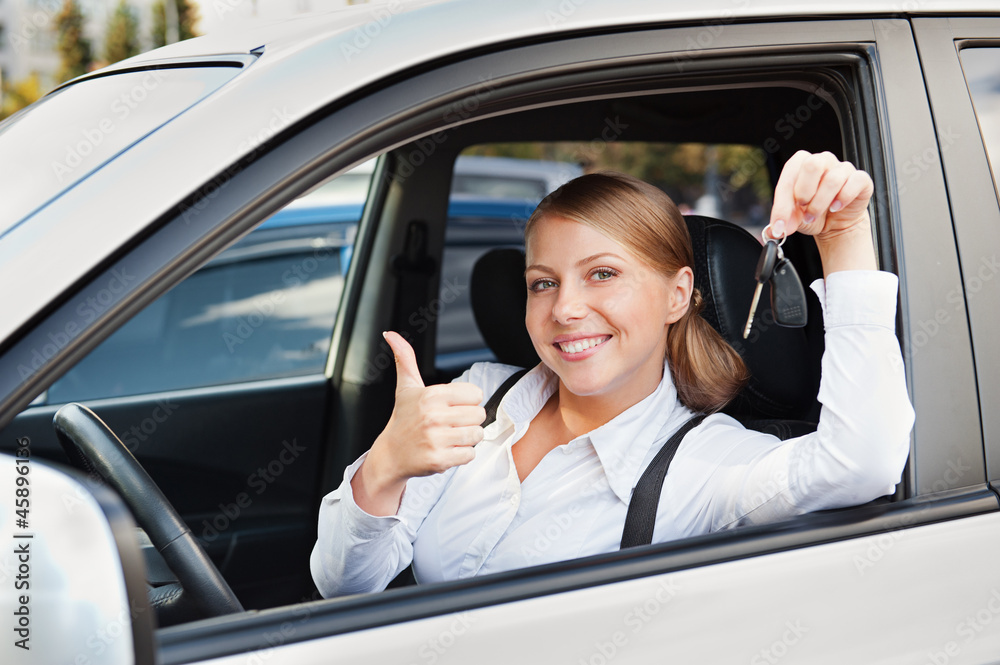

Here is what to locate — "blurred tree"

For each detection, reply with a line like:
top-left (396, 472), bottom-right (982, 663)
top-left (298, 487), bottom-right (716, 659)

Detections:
top-left (1, 73), bottom-right (43, 121)
top-left (104, 0), bottom-right (141, 65)
top-left (151, 0), bottom-right (200, 48)
top-left (55, 0), bottom-right (93, 83)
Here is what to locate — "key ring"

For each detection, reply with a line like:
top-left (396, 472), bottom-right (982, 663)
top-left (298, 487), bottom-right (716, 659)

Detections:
top-left (762, 225), bottom-right (786, 247)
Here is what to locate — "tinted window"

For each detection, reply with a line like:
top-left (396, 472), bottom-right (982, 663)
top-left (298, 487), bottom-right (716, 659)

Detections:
top-left (45, 171), bottom-right (366, 403)
top-left (960, 47), bottom-right (1000, 206)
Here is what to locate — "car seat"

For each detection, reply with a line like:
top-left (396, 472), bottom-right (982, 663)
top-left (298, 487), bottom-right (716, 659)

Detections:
top-left (469, 215), bottom-right (822, 439)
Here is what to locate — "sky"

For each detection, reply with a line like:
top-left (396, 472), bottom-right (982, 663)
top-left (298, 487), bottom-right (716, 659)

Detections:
top-left (193, 0), bottom-right (356, 35)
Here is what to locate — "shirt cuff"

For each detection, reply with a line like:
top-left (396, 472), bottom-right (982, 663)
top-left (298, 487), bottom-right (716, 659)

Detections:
top-left (328, 451), bottom-right (403, 538)
top-left (809, 270), bottom-right (899, 330)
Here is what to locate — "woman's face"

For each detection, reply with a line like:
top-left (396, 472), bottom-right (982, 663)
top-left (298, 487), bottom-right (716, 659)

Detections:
top-left (524, 214), bottom-right (691, 402)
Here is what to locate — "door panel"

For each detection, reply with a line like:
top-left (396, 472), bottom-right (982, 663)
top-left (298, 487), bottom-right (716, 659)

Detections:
top-left (2, 376), bottom-right (328, 608)
top-left (911, 18), bottom-right (1000, 482)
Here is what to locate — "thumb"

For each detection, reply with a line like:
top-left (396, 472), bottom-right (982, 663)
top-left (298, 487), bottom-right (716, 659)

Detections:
top-left (383, 331), bottom-right (424, 390)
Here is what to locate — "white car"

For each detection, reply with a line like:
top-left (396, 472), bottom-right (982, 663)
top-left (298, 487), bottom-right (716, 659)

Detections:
top-left (2, 1), bottom-right (1000, 664)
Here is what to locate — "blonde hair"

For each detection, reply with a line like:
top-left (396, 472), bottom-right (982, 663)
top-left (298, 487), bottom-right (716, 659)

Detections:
top-left (525, 171), bottom-right (749, 414)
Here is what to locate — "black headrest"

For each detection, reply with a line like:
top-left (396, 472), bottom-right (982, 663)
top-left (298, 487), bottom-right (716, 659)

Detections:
top-left (468, 216), bottom-right (821, 425)
top-left (684, 215), bottom-right (820, 422)
top-left (470, 248), bottom-right (540, 368)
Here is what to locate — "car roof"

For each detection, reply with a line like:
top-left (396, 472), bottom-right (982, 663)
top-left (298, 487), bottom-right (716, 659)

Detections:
top-left (107, 0), bottom-right (1000, 71)
top-left (2, 0), bottom-right (998, 345)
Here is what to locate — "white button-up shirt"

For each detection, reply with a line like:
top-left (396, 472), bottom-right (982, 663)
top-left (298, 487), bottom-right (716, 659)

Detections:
top-left (311, 271), bottom-right (914, 597)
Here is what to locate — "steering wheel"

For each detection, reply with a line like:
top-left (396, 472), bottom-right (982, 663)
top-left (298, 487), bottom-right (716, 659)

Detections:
top-left (54, 403), bottom-right (244, 625)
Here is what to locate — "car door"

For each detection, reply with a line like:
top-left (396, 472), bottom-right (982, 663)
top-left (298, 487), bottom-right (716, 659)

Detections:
top-left (142, 14), bottom-right (1000, 665)
top-left (0, 164), bottom-right (381, 611)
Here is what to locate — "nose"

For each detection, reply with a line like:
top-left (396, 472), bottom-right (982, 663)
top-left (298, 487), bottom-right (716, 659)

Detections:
top-left (551, 282), bottom-right (589, 324)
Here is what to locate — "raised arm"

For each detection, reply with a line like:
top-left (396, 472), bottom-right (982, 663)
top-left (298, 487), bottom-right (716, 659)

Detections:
top-left (767, 150), bottom-right (877, 276)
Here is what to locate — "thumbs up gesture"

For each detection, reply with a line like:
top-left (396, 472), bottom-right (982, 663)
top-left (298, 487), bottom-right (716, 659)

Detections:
top-left (351, 331), bottom-right (486, 516)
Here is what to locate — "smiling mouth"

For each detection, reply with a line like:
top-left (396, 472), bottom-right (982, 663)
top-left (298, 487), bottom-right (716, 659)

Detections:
top-left (555, 336), bottom-right (611, 354)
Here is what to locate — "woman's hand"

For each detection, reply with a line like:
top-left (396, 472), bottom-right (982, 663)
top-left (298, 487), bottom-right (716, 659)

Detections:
top-left (351, 331), bottom-right (486, 516)
top-left (768, 150), bottom-right (877, 276)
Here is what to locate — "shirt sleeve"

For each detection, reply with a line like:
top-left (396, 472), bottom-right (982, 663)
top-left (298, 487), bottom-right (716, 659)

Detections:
top-left (309, 363), bottom-right (495, 597)
top-left (668, 270), bottom-right (915, 533)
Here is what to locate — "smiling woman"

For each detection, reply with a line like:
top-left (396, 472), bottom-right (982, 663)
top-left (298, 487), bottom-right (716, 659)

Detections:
top-left (310, 152), bottom-right (915, 597)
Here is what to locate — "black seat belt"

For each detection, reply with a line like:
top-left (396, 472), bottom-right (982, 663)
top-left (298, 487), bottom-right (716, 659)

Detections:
top-left (620, 414), bottom-right (706, 548)
top-left (480, 370), bottom-right (706, 549)
top-left (481, 368), bottom-right (529, 427)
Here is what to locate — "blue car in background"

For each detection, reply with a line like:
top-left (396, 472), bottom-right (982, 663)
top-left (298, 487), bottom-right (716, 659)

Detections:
top-left (41, 190), bottom-right (540, 405)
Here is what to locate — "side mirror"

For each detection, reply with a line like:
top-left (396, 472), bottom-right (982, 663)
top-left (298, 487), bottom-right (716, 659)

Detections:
top-left (1, 448), bottom-right (155, 664)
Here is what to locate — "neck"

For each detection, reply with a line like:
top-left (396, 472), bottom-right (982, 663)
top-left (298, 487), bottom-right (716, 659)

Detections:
top-left (552, 364), bottom-right (665, 437)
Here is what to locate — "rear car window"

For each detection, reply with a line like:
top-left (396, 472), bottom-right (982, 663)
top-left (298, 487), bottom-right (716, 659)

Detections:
top-left (959, 47), bottom-right (1000, 207)
top-left (434, 143), bottom-right (773, 372)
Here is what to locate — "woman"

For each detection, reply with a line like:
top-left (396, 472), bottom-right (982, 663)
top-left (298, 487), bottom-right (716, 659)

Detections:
top-left (310, 151), bottom-right (914, 597)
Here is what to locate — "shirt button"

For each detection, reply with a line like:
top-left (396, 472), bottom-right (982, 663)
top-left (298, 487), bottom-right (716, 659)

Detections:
top-left (510, 495), bottom-right (519, 506)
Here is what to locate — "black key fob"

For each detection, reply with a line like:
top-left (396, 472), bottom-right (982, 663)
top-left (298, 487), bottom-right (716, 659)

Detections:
top-left (770, 258), bottom-right (808, 327)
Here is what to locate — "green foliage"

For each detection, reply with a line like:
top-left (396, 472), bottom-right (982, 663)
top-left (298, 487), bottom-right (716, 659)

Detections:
top-left (463, 141), bottom-right (772, 224)
top-left (150, 0), bottom-right (200, 48)
top-left (1, 73), bottom-right (44, 121)
top-left (55, 0), bottom-right (93, 83)
top-left (104, 0), bottom-right (141, 65)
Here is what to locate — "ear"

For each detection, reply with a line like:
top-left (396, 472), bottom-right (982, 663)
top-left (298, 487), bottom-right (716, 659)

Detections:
top-left (665, 266), bottom-right (694, 324)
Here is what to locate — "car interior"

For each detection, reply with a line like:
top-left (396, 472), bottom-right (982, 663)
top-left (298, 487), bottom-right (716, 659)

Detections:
top-left (2, 67), bottom-right (885, 630)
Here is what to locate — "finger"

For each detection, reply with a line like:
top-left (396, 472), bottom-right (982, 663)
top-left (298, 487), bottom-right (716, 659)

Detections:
top-left (444, 445), bottom-right (477, 469)
top-left (433, 405), bottom-right (488, 427)
top-left (768, 150), bottom-right (811, 238)
top-left (383, 331), bottom-right (425, 391)
top-left (437, 425), bottom-right (485, 447)
top-left (426, 382), bottom-right (485, 406)
top-left (829, 169), bottom-right (874, 218)
top-left (790, 152), bottom-right (840, 227)
top-left (801, 163), bottom-right (854, 230)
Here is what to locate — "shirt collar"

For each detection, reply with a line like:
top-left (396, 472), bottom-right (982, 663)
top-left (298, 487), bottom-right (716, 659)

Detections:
top-left (494, 360), bottom-right (686, 504)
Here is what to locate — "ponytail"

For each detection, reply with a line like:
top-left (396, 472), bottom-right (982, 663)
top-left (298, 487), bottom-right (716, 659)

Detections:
top-left (666, 288), bottom-right (749, 413)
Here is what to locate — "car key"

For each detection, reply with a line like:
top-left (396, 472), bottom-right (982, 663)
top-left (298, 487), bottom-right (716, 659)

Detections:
top-left (743, 239), bottom-right (778, 338)
top-left (770, 253), bottom-right (808, 327)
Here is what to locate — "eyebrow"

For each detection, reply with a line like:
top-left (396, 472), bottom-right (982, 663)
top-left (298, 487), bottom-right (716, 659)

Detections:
top-left (525, 252), bottom-right (627, 274)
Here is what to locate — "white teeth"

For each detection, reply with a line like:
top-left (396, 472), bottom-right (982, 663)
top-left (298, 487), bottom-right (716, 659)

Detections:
top-left (558, 337), bottom-right (607, 354)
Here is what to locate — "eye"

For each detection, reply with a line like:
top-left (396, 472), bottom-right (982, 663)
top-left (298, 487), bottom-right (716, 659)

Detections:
top-left (529, 278), bottom-right (557, 293)
top-left (590, 267), bottom-right (619, 282)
